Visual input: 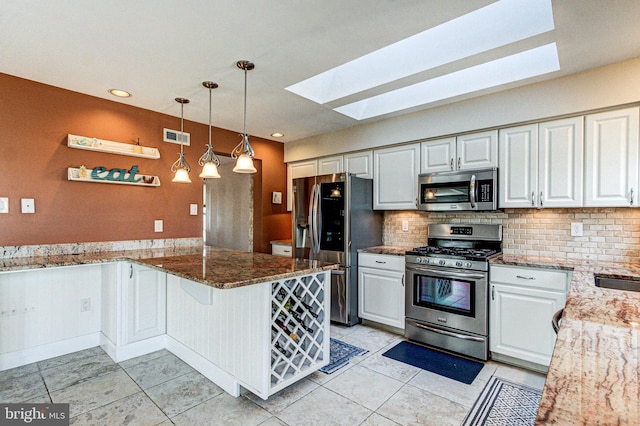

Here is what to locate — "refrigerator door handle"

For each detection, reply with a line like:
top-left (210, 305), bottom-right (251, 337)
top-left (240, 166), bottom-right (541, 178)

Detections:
top-left (310, 183), bottom-right (321, 255)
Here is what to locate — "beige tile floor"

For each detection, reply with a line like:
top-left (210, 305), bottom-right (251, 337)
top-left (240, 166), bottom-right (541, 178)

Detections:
top-left (0, 323), bottom-right (546, 425)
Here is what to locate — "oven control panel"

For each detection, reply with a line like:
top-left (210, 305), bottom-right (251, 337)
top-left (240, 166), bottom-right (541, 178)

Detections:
top-left (406, 255), bottom-right (488, 271)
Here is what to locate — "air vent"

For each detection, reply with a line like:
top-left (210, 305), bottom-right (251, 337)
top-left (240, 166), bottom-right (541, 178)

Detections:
top-left (163, 128), bottom-right (190, 146)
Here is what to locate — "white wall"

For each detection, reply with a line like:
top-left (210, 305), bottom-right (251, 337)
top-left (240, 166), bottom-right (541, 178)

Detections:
top-left (285, 58), bottom-right (640, 162)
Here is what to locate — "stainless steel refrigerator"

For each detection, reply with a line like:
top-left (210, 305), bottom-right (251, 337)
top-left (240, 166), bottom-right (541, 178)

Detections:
top-left (292, 173), bottom-right (383, 326)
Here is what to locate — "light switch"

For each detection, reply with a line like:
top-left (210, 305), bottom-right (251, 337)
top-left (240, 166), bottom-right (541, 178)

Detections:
top-left (154, 220), bottom-right (163, 232)
top-left (190, 204), bottom-right (198, 215)
top-left (21, 198), bottom-right (35, 214)
top-left (402, 220), bottom-right (409, 232)
top-left (0, 197), bottom-right (8, 214)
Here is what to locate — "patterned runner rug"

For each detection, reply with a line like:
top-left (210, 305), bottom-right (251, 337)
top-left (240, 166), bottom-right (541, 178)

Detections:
top-left (462, 376), bottom-right (542, 426)
top-left (319, 338), bottom-right (367, 374)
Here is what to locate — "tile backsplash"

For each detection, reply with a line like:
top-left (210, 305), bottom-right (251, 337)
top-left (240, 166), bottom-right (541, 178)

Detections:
top-left (384, 208), bottom-right (640, 263)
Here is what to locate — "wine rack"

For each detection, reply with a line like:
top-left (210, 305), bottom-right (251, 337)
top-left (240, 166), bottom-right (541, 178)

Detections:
top-left (270, 272), bottom-right (328, 391)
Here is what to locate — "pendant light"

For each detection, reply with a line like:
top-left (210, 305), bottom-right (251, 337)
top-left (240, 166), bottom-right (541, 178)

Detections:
top-left (198, 81), bottom-right (222, 179)
top-left (171, 97), bottom-right (191, 183)
top-left (231, 60), bottom-right (257, 174)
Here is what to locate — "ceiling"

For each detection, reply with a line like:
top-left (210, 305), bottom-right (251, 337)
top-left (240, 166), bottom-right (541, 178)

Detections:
top-left (2, 1), bottom-right (640, 143)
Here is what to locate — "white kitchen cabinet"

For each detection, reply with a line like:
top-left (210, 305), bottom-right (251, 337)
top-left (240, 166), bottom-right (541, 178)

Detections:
top-left (421, 131), bottom-right (497, 174)
top-left (344, 151), bottom-right (373, 178)
top-left (318, 155), bottom-right (343, 175)
top-left (420, 137), bottom-right (456, 173)
top-left (358, 253), bottom-right (405, 329)
top-left (122, 263), bottom-right (166, 345)
top-left (271, 242), bottom-right (292, 257)
top-left (287, 159), bottom-right (318, 211)
top-left (499, 117), bottom-right (583, 208)
top-left (373, 143), bottom-right (420, 210)
top-left (585, 106), bottom-right (640, 207)
top-left (489, 264), bottom-right (570, 369)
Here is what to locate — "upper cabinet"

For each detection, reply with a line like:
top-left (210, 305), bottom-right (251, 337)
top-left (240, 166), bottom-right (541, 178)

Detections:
top-left (373, 144), bottom-right (420, 210)
top-left (344, 151), bottom-right (373, 179)
top-left (287, 160), bottom-right (318, 211)
top-left (421, 131), bottom-right (497, 174)
top-left (499, 117), bottom-right (583, 208)
top-left (584, 107), bottom-right (640, 207)
top-left (318, 155), bottom-right (344, 175)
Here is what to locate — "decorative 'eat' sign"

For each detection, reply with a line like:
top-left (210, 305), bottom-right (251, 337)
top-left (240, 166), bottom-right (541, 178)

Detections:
top-left (91, 165), bottom-right (142, 183)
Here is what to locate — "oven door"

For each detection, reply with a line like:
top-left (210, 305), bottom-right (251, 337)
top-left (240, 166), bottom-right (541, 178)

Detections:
top-left (405, 264), bottom-right (488, 336)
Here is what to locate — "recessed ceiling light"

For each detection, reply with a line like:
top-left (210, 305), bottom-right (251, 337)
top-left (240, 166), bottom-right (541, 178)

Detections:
top-left (271, 132), bottom-right (284, 138)
top-left (109, 89), bottom-right (132, 98)
top-left (286, 0), bottom-right (554, 104)
top-left (334, 43), bottom-right (560, 120)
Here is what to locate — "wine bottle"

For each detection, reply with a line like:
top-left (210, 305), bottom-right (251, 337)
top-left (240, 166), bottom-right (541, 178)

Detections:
top-left (289, 309), bottom-right (314, 333)
top-left (298, 300), bottom-right (319, 318)
top-left (274, 317), bottom-right (298, 341)
top-left (271, 328), bottom-right (290, 357)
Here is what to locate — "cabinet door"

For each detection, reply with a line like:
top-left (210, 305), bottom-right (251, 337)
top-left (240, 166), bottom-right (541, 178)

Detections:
top-left (344, 151), bottom-right (373, 178)
top-left (456, 130), bottom-right (498, 170)
top-left (318, 156), bottom-right (343, 175)
top-left (499, 125), bottom-right (538, 208)
top-left (124, 264), bottom-right (167, 344)
top-left (538, 117), bottom-right (584, 208)
top-left (358, 266), bottom-right (405, 329)
top-left (585, 107), bottom-right (640, 207)
top-left (490, 283), bottom-right (565, 366)
top-left (373, 144), bottom-right (420, 210)
top-left (420, 138), bottom-right (455, 173)
top-left (287, 160), bottom-right (318, 211)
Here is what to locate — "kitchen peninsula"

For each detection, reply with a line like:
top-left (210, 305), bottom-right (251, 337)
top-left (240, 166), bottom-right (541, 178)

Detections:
top-left (0, 246), bottom-right (337, 400)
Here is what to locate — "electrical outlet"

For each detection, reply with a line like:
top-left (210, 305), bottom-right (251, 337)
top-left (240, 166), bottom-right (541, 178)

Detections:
top-left (154, 220), bottom-right (163, 232)
top-left (80, 298), bottom-right (91, 312)
top-left (190, 204), bottom-right (198, 215)
top-left (571, 222), bottom-right (583, 237)
top-left (402, 220), bottom-right (409, 232)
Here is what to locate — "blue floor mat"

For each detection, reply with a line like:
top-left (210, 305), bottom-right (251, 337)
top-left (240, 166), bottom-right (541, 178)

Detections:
top-left (382, 341), bottom-right (483, 384)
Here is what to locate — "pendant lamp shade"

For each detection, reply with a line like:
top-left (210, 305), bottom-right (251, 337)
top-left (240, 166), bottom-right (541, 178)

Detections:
top-left (231, 60), bottom-right (257, 174)
top-left (199, 81), bottom-right (222, 179)
top-left (171, 97), bottom-right (191, 183)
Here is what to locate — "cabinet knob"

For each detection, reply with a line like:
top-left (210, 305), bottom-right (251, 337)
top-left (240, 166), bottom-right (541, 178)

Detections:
top-left (531, 191), bottom-right (535, 207)
top-left (457, 157), bottom-right (461, 170)
top-left (540, 191), bottom-right (543, 207)
top-left (450, 158), bottom-right (454, 171)
top-left (631, 188), bottom-right (635, 206)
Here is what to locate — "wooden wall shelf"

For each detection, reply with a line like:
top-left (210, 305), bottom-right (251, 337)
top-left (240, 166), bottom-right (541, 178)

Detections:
top-left (67, 167), bottom-right (161, 187)
top-left (67, 134), bottom-right (160, 159)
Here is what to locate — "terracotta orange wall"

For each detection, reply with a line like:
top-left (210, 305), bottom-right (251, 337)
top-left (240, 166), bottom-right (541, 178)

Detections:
top-left (0, 73), bottom-right (291, 252)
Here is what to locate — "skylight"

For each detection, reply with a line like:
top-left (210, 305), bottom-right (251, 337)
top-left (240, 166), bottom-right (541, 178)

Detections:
top-left (334, 43), bottom-right (560, 120)
top-left (285, 0), bottom-right (556, 118)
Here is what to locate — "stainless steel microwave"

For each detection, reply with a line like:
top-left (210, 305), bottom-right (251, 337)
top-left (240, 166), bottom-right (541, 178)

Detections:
top-left (418, 168), bottom-right (498, 211)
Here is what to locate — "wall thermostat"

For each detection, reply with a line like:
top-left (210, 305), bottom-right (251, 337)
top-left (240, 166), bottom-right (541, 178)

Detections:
top-left (272, 192), bottom-right (282, 204)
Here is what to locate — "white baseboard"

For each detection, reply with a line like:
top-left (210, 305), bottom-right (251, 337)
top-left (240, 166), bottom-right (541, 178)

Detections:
top-left (0, 333), bottom-right (101, 371)
top-left (100, 334), bottom-right (167, 363)
top-left (165, 335), bottom-right (241, 397)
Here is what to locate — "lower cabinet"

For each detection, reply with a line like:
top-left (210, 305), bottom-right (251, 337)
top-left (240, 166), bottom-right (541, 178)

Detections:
top-left (358, 253), bottom-right (405, 329)
top-left (122, 263), bottom-right (167, 344)
top-left (489, 264), bottom-right (570, 369)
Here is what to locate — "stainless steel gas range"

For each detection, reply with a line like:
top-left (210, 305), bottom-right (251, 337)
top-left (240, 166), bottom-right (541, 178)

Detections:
top-left (405, 223), bottom-right (502, 361)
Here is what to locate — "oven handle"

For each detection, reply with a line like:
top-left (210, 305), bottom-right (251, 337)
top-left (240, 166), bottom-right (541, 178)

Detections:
top-left (407, 320), bottom-right (485, 343)
top-left (406, 265), bottom-right (486, 280)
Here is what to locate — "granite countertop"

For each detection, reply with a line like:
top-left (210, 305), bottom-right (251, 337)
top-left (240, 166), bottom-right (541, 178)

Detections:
top-left (358, 246), bottom-right (408, 256)
top-left (0, 246), bottom-right (338, 290)
top-left (491, 254), bottom-right (640, 425)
